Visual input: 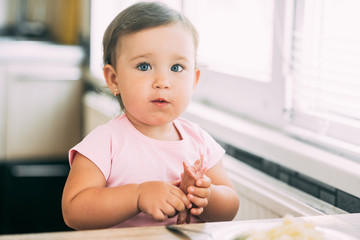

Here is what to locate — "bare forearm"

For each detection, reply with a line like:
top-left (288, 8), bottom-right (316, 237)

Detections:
top-left (199, 185), bottom-right (239, 222)
top-left (62, 184), bottom-right (139, 230)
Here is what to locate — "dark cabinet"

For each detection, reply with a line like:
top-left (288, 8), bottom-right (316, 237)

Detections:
top-left (0, 159), bottom-right (72, 234)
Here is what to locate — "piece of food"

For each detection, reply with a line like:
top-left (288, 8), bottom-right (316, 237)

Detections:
top-left (234, 215), bottom-right (324, 240)
top-left (177, 156), bottom-right (206, 224)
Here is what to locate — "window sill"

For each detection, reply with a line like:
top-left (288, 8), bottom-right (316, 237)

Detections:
top-left (183, 101), bottom-right (360, 199)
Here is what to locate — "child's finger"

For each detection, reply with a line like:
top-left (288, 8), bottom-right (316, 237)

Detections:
top-left (161, 201), bottom-right (178, 218)
top-left (171, 186), bottom-right (193, 209)
top-left (151, 208), bottom-right (167, 222)
top-left (188, 193), bottom-right (208, 208)
top-left (167, 192), bottom-right (191, 212)
top-left (190, 206), bottom-right (204, 216)
top-left (187, 185), bottom-right (210, 199)
top-left (196, 175), bottom-right (211, 188)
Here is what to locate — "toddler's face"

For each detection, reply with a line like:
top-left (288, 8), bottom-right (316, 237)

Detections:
top-left (115, 23), bottom-right (199, 126)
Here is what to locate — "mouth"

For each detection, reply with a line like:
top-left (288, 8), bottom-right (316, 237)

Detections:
top-left (151, 98), bottom-right (170, 107)
top-left (151, 98), bottom-right (169, 103)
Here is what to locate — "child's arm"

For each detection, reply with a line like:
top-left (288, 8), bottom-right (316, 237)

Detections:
top-left (186, 159), bottom-right (239, 222)
top-left (62, 153), bottom-right (191, 230)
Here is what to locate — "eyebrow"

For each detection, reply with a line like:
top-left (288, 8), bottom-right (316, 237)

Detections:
top-left (173, 55), bottom-right (190, 63)
top-left (129, 53), bottom-right (190, 63)
top-left (129, 53), bottom-right (153, 62)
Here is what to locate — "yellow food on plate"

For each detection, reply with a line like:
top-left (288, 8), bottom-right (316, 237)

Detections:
top-left (237, 215), bottom-right (324, 240)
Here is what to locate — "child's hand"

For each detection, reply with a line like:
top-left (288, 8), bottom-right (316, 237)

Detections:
top-left (186, 175), bottom-right (212, 216)
top-left (137, 181), bottom-right (192, 221)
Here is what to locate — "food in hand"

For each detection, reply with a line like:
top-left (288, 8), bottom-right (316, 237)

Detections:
top-left (177, 155), bottom-right (206, 224)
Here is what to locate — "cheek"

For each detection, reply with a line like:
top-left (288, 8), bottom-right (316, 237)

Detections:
top-left (119, 82), bottom-right (146, 107)
top-left (175, 82), bottom-right (195, 104)
top-left (123, 88), bottom-right (145, 102)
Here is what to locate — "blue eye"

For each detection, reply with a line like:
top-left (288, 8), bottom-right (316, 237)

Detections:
top-left (137, 63), bottom-right (151, 71)
top-left (171, 64), bottom-right (184, 72)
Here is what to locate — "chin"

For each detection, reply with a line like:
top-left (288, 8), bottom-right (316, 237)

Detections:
top-left (148, 114), bottom-right (178, 125)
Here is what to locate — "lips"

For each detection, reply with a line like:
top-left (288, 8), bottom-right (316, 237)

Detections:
top-left (152, 98), bottom-right (168, 103)
top-left (151, 98), bottom-right (169, 107)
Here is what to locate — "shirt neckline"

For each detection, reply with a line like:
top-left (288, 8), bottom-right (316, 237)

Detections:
top-left (121, 114), bottom-right (186, 148)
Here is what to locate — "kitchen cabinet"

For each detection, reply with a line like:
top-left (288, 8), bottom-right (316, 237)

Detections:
top-left (0, 65), bottom-right (6, 159)
top-left (0, 39), bottom-right (84, 234)
top-left (0, 160), bottom-right (71, 234)
top-left (6, 64), bottom-right (82, 159)
top-left (0, 39), bottom-right (84, 160)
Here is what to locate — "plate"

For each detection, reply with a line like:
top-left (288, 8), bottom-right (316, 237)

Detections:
top-left (317, 227), bottom-right (358, 240)
top-left (211, 222), bottom-right (357, 240)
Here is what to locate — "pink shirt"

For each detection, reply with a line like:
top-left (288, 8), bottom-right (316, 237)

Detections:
top-left (69, 114), bottom-right (225, 228)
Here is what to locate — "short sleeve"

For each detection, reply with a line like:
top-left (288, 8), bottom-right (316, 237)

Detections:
top-left (197, 127), bottom-right (225, 170)
top-left (68, 125), bottom-right (112, 180)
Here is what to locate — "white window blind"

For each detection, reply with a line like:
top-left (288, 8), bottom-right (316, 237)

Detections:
top-left (183, 0), bottom-right (274, 82)
top-left (288, 0), bottom-right (360, 158)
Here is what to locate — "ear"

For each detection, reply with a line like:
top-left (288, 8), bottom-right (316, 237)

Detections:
top-left (192, 68), bottom-right (201, 90)
top-left (103, 64), bottom-right (118, 95)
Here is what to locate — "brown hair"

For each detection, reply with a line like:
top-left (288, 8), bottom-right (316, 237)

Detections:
top-left (102, 1), bottom-right (199, 110)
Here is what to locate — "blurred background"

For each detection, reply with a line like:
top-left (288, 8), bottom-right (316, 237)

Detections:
top-left (0, 0), bottom-right (89, 234)
top-left (0, 0), bottom-right (359, 235)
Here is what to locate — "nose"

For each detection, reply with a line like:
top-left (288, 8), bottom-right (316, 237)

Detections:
top-left (152, 70), bottom-right (170, 89)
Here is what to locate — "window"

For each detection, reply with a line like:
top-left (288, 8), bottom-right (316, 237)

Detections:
top-left (182, 0), bottom-right (360, 161)
top-left (183, 0), bottom-right (290, 128)
top-left (183, 0), bottom-right (274, 82)
top-left (287, 0), bottom-right (360, 160)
